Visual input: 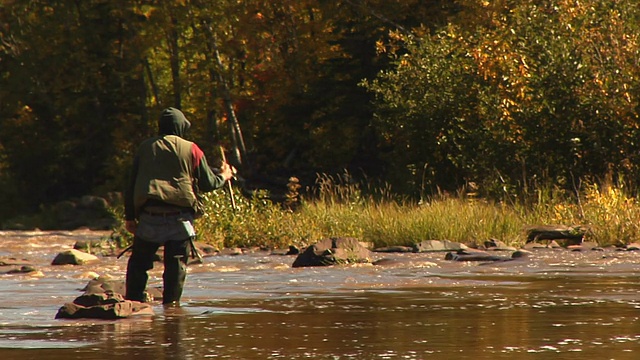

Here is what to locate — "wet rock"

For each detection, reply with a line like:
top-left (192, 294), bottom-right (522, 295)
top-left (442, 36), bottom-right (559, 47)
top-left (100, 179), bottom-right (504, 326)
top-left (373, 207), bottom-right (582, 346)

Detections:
top-left (51, 249), bottom-right (99, 265)
top-left (291, 237), bottom-right (372, 268)
top-left (413, 240), bottom-right (468, 253)
top-left (0, 257), bottom-right (32, 266)
top-left (270, 245), bottom-right (300, 256)
top-left (82, 276), bottom-right (126, 294)
top-left (81, 276), bottom-right (162, 301)
top-left (444, 248), bottom-right (522, 262)
top-left (193, 241), bottom-right (218, 256)
top-left (568, 241), bottom-right (603, 251)
top-left (286, 245), bottom-right (300, 255)
top-left (5, 265), bottom-right (37, 274)
top-left (55, 290), bottom-right (153, 320)
top-left (483, 239), bottom-right (518, 251)
top-left (511, 249), bottom-right (531, 258)
top-left (372, 246), bottom-right (414, 253)
top-left (445, 252), bottom-right (510, 262)
top-left (525, 224), bottom-right (588, 246)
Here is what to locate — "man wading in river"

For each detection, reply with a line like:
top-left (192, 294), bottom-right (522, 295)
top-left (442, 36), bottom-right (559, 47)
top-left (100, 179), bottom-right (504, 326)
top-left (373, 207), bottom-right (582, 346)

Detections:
top-left (124, 107), bottom-right (233, 305)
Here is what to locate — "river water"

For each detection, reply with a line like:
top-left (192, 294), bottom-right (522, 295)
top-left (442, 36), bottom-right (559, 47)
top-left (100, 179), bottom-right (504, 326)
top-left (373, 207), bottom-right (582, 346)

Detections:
top-left (1, 230), bottom-right (639, 360)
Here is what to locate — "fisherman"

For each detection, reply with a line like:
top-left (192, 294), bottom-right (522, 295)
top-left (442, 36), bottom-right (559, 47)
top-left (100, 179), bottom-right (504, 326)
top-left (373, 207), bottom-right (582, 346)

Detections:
top-left (123, 107), bottom-right (233, 305)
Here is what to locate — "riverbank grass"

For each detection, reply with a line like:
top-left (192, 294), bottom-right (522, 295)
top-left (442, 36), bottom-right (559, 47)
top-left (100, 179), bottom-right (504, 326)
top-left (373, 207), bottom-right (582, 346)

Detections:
top-left (105, 176), bottom-right (640, 251)
top-left (190, 179), bottom-right (640, 251)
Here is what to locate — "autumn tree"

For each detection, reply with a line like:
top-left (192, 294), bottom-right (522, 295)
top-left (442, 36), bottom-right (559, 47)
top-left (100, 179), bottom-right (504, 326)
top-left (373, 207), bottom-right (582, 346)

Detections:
top-left (0, 1), bottom-right (152, 215)
top-left (364, 0), bottom-right (640, 198)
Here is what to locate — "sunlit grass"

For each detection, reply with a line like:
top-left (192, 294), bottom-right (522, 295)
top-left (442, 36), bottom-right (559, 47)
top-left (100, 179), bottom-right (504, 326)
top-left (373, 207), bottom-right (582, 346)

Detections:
top-left (109, 175), bottom-right (640, 250)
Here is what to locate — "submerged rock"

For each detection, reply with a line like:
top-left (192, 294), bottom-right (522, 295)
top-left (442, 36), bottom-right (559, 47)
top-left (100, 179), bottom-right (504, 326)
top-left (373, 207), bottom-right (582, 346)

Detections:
top-left (5, 265), bottom-right (37, 274)
top-left (0, 257), bottom-right (32, 267)
top-left (445, 248), bottom-right (529, 262)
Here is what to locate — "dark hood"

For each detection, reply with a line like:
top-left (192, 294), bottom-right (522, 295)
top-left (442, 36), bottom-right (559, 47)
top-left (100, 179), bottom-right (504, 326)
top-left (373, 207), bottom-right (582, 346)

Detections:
top-left (158, 107), bottom-right (191, 137)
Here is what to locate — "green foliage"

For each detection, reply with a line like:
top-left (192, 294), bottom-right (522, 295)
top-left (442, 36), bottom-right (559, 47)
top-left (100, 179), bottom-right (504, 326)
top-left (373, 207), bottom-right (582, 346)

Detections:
top-left (194, 186), bottom-right (318, 250)
top-left (363, 0), bottom-right (640, 198)
top-left (107, 203), bottom-right (133, 249)
top-left (194, 174), bottom-right (527, 249)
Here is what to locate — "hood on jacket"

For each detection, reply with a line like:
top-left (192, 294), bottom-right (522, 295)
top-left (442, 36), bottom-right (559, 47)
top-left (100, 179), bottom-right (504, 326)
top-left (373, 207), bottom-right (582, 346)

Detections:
top-left (158, 107), bottom-right (191, 137)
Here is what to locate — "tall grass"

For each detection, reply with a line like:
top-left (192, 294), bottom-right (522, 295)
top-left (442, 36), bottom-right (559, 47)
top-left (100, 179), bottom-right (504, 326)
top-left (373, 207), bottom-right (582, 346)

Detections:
top-left (110, 175), bottom-right (640, 250)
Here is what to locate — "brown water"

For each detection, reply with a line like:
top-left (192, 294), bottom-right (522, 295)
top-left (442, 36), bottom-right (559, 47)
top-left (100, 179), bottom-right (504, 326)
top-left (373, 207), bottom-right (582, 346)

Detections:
top-left (1, 230), bottom-right (639, 360)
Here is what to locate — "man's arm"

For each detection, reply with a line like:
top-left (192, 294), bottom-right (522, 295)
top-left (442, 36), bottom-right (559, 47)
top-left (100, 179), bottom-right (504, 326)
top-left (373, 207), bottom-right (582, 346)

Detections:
top-left (192, 144), bottom-right (233, 192)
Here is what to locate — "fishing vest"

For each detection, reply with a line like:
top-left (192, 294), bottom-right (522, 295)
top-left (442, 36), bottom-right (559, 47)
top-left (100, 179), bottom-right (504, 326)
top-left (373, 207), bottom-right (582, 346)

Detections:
top-left (133, 135), bottom-right (197, 214)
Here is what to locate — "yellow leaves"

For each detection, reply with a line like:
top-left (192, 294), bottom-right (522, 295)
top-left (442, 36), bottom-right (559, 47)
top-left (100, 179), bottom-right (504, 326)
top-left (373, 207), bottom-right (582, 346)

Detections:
top-left (20, 104), bottom-right (33, 114)
top-left (585, 184), bottom-right (635, 213)
top-left (501, 98), bottom-right (516, 108)
top-left (578, 184), bottom-right (640, 241)
top-left (388, 30), bottom-right (404, 42)
top-left (400, 56), bottom-right (410, 68)
top-left (551, 202), bottom-right (577, 223)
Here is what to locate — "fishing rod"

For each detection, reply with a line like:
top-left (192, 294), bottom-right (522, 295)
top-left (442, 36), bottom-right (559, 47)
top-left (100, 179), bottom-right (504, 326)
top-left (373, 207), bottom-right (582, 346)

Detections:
top-left (220, 146), bottom-right (237, 211)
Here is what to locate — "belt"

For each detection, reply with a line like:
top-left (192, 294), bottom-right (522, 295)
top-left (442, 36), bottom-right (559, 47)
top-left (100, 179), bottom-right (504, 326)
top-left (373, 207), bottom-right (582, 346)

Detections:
top-left (143, 210), bottom-right (190, 217)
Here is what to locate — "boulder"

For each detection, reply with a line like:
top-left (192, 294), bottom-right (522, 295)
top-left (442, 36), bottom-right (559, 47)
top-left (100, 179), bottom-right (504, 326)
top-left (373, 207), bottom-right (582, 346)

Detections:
top-left (525, 224), bottom-right (587, 245)
top-left (52, 249), bottom-right (99, 265)
top-left (291, 237), bottom-right (372, 268)
top-left (413, 240), bottom-right (468, 253)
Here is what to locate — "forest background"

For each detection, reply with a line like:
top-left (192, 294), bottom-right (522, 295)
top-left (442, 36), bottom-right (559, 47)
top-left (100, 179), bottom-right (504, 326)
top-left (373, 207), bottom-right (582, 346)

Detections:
top-left (1, 0), bottom-right (640, 245)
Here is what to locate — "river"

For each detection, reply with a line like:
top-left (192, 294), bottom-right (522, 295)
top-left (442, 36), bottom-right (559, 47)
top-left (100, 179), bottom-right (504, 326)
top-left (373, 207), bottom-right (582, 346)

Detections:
top-left (1, 230), bottom-right (639, 359)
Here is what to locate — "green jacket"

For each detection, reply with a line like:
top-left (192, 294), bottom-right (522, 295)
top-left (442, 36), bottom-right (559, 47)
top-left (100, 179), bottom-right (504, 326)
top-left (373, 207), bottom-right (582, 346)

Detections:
top-left (124, 107), bottom-right (227, 220)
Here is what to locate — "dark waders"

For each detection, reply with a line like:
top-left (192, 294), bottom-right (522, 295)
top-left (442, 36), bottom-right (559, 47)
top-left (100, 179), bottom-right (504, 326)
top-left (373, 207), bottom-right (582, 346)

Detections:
top-left (125, 236), bottom-right (190, 304)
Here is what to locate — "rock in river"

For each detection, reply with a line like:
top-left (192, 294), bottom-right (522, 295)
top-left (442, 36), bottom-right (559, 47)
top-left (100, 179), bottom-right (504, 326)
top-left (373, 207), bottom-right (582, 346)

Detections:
top-left (291, 237), bottom-right (372, 268)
